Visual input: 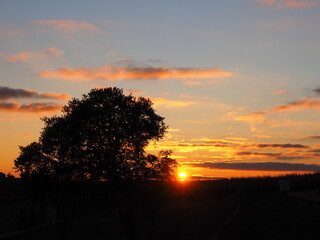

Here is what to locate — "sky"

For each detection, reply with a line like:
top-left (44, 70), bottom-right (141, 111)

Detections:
top-left (1, 0), bottom-right (320, 178)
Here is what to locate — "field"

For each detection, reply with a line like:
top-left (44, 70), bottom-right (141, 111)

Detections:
top-left (1, 173), bottom-right (320, 240)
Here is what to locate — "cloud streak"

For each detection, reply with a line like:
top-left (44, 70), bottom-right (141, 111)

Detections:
top-left (0, 86), bottom-right (68, 113)
top-left (251, 143), bottom-right (308, 149)
top-left (236, 98), bottom-right (320, 123)
top-left (254, 0), bottom-right (319, 8)
top-left (151, 97), bottom-right (197, 108)
top-left (272, 99), bottom-right (320, 112)
top-left (236, 151), bottom-right (307, 160)
top-left (313, 88), bottom-right (320, 95)
top-left (0, 86), bottom-right (70, 100)
top-left (189, 161), bottom-right (320, 171)
top-left (0, 47), bottom-right (64, 63)
top-left (235, 111), bottom-right (268, 121)
top-left (0, 102), bottom-right (62, 113)
top-left (38, 65), bottom-right (234, 81)
top-left (32, 19), bottom-right (98, 33)
top-left (305, 136), bottom-right (320, 140)
top-left (148, 138), bottom-right (309, 154)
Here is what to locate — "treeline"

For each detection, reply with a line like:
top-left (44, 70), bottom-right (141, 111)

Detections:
top-left (0, 172), bottom-right (15, 180)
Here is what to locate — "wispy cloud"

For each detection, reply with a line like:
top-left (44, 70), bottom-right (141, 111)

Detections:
top-left (114, 58), bottom-right (134, 64)
top-left (188, 161), bottom-right (320, 171)
top-left (0, 86), bottom-right (68, 113)
top-left (22, 133), bottom-right (33, 137)
top-left (151, 97), bottom-right (197, 108)
top-left (270, 120), bottom-right (315, 128)
top-left (147, 137), bottom-right (316, 166)
top-left (308, 148), bottom-right (320, 153)
top-left (250, 143), bottom-right (309, 149)
top-left (32, 19), bottom-right (98, 33)
top-left (236, 151), bottom-right (307, 160)
top-left (305, 136), bottom-right (320, 140)
top-left (272, 99), bottom-right (320, 112)
top-left (273, 90), bottom-right (288, 95)
top-left (254, 0), bottom-right (319, 8)
top-left (167, 128), bottom-right (180, 132)
top-left (147, 138), bottom-right (309, 153)
top-left (313, 87), bottom-right (320, 95)
top-left (237, 151), bottom-right (281, 157)
top-left (236, 98), bottom-right (320, 123)
top-left (235, 110), bottom-right (268, 121)
top-left (0, 47), bottom-right (64, 63)
top-left (38, 65), bottom-right (234, 82)
top-left (0, 86), bottom-right (70, 100)
top-left (183, 80), bottom-right (204, 86)
top-left (0, 102), bottom-right (62, 113)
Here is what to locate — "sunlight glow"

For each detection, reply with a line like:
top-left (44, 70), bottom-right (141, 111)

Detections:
top-left (179, 172), bottom-right (187, 178)
top-left (178, 172), bottom-right (187, 181)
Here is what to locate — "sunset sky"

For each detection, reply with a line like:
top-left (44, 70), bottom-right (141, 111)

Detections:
top-left (2, 0), bottom-right (320, 178)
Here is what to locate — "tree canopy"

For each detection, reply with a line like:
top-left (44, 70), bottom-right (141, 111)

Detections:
top-left (14, 87), bottom-right (178, 182)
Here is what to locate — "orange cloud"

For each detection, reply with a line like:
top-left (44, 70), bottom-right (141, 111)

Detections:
top-left (270, 120), bottom-right (315, 128)
top-left (306, 136), bottom-right (320, 140)
top-left (151, 97), bottom-right (196, 108)
top-left (273, 90), bottom-right (288, 95)
top-left (236, 98), bottom-right (320, 123)
top-left (32, 19), bottom-right (98, 33)
top-left (0, 47), bottom-right (64, 63)
top-left (254, 0), bottom-right (319, 8)
top-left (249, 143), bottom-right (308, 149)
top-left (23, 133), bottom-right (33, 137)
top-left (0, 86), bottom-right (70, 100)
top-left (167, 128), bottom-right (180, 132)
top-left (189, 162), bottom-right (320, 171)
top-left (147, 137), bottom-right (313, 166)
top-left (234, 110), bottom-right (268, 121)
top-left (184, 80), bottom-right (203, 86)
top-left (147, 138), bottom-right (241, 154)
top-left (164, 138), bottom-right (309, 150)
top-left (235, 151), bottom-right (307, 160)
top-left (40, 92), bottom-right (70, 100)
top-left (38, 65), bottom-right (234, 81)
top-left (0, 102), bottom-right (61, 113)
top-left (281, 0), bottom-right (319, 8)
top-left (272, 99), bottom-right (320, 112)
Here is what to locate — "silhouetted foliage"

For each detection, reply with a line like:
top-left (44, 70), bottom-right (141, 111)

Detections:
top-left (5, 172), bottom-right (15, 179)
top-left (14, 87), bottom-right (178, 182)
top-left (14, 142), bottom-right (56, 179)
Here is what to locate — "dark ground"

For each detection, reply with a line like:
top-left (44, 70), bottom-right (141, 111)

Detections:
top-left (218, 190), bottom-right (320, 240)
top-left (1, 174), bottom-right (320, 240)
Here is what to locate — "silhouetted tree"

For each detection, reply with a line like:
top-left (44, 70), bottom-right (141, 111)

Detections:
top-left (14, 142), bottom-right (56, 179)
top-left (15, 87), bottom-right (178, 182)
top-left (6, 173), bottom-right (15, 179)
top-left (0, 172), bottom-right (15, 180)
top-left (0, 172), bottom-right (5, 180)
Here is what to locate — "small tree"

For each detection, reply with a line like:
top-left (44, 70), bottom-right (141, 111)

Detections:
top-left (15, 87), bottom-right (178, 182)
top-left (0, 172), bottom-right (5, 180)
top-left (14, 142), bottom-right (56, 179)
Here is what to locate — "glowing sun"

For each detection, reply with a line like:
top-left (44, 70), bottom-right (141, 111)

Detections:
top-left (179, 172), bottom-right (187, 179)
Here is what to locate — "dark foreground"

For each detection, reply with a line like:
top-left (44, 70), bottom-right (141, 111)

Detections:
top-left (1, 173), bottom-right (320, 240)
top-left (219, 190), bottom-right (320, 240)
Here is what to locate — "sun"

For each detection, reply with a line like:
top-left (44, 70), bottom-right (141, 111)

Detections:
top-left (179, 172), bottom-right (187, 178)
